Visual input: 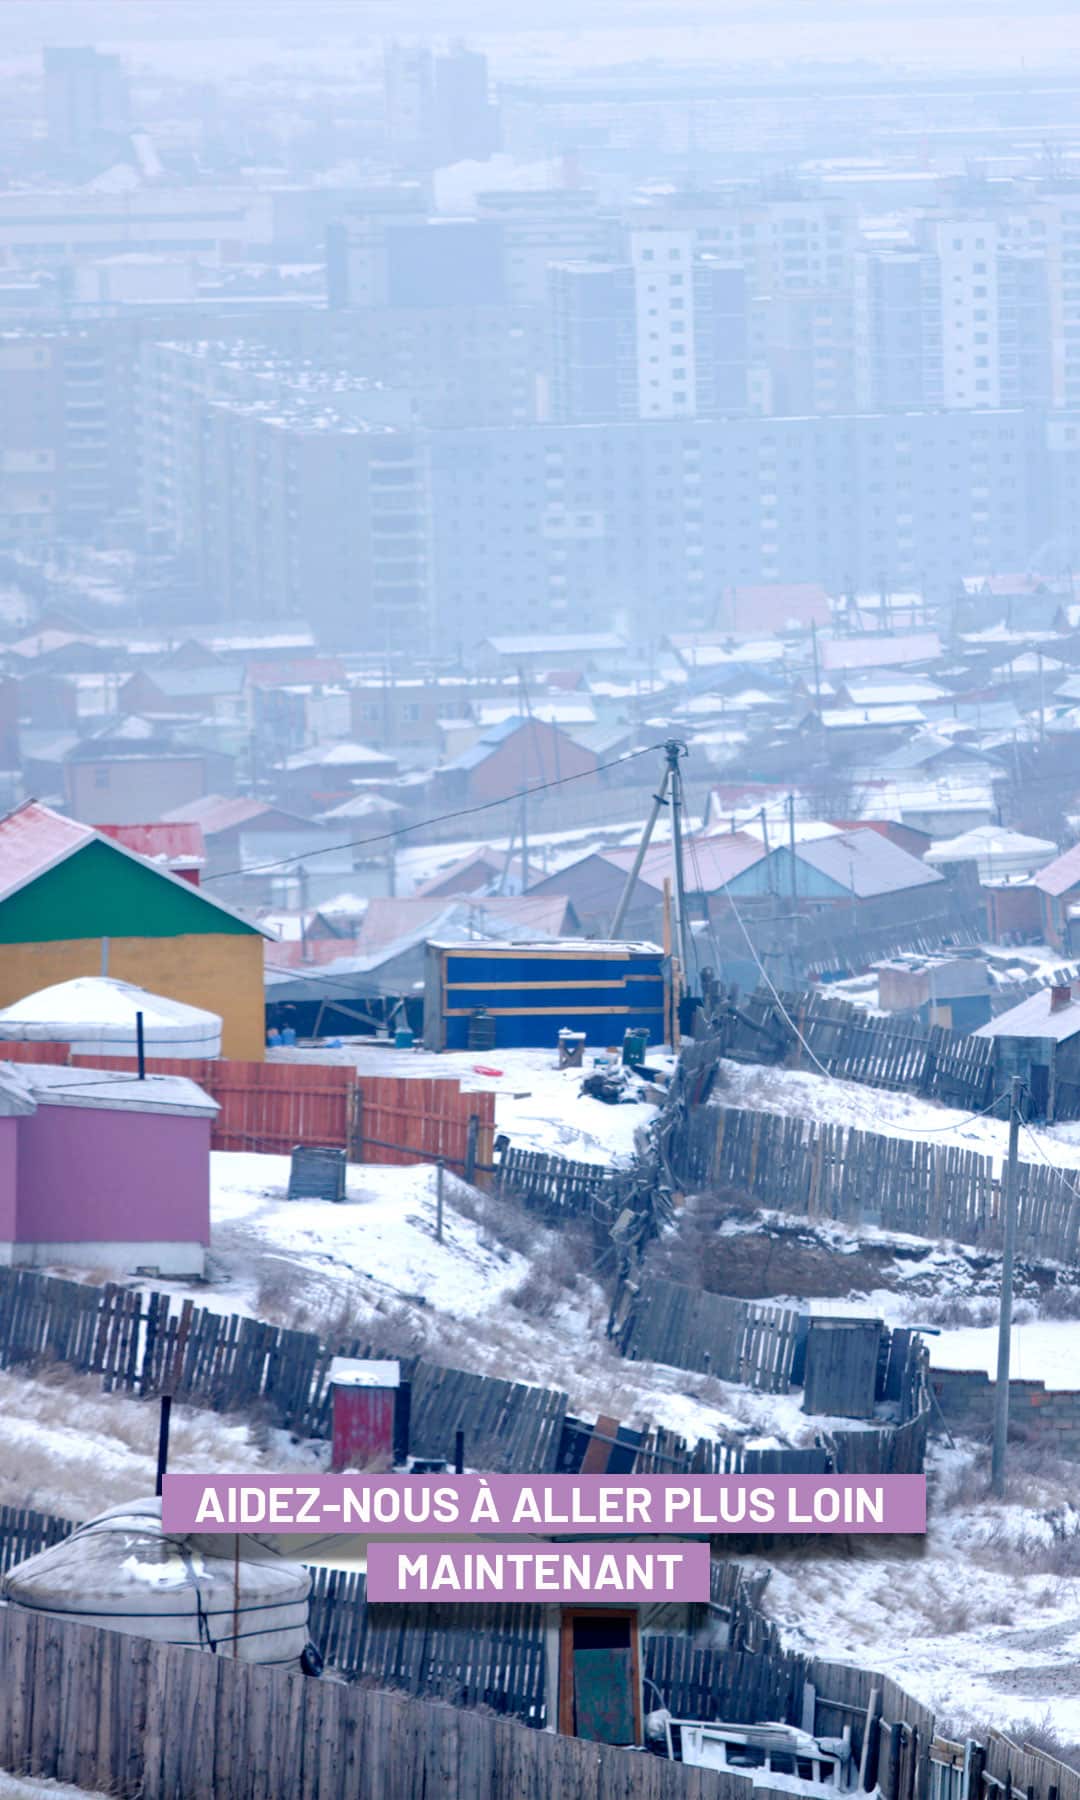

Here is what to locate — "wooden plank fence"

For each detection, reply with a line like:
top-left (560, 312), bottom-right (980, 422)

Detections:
top-left (610, 1277), bottom-right (931, 1477)
top-left (4, 1046), bottom-right (497, 1174)
top-left (676, 1103), bottom-right (1080, 1265)
top-left (0, 1606), bottom-right (742, 1800)
top-left (4, 1510), bottom-right (1075, 1800)
top-left (610, 1278), bottom-right (803, 1396)
top-left (0, 1267), bottom-right (568, 1471)
top-left (496, 1145), bottom-right (621, 1223)
top-left (706, 989), bottom-right (998, 1112)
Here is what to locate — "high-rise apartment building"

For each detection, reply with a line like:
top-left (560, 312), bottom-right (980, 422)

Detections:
top-left (854, 226), bottom-right (1051, 412)
top-left (43, 46), bottom-right (129, 153)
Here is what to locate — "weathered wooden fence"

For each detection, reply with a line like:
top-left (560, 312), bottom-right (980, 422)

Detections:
top-left (0, 1606), bottom-right (741, 1800)
top-left (3, 1510), bottom-right (1078, 1800)
top-left (0, 1267), bottom-right (569, 1469)
top-left (711, 989), bottom-right (999, 1111)
top-left (496, 1144), bottom-right (622, 1222)
top-left (610, 1279), bottom-right (803, 1396)
top-left (610, 1277), bottom-right (930, 1477)
top-left (676, 1103), bottom-right (1080, 1265)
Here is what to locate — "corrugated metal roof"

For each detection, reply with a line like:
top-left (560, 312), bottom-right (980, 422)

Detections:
top-left (0, 803), bottom-right (94, 903)
top-left (793, 829), bottom-right (944, 899)
top-left (358, 893), bottom-right (575, 951)
top-left (976, 987), bottom-right (1080, 1042)
top-left (607, 832), bottom-right (766, 893)
top-left (162, 794), bottom-right (269, 834)
top-left (1034, 841), bottom-right (1080, 898)
top-left (96, 822), bottom-right (206, 868)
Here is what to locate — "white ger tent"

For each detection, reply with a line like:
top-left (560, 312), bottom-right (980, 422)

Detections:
top-left (2, 1499), bottom-right (310, 1665)
top-left (0, 976), bottom-right (222, 1059)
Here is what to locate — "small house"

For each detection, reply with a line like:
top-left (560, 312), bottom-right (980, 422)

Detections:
top-left (876, 953), bottom-right (991, 1030)
top-left (423, 938), bottom-right (665, 1051)
top-left (1033, 843), bottom-right (1080, 953)
top-left (0, 1061), bottom-right (216, 1275)
top-left (434, 717), bottom-right (598, 809)
top-left (0, 801), bottom-right (269, 1058)
top-left (975, 982), bottom-right (1080, 1120)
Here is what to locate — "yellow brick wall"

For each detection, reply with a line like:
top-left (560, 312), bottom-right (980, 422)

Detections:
top-left (0, 933), bottom-right (265, 1060)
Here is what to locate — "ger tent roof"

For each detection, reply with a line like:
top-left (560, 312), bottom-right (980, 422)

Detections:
top-left (0, 976), bottom-right (222, 1059)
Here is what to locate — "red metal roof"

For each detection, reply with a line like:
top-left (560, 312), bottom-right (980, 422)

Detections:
top-left (0, 798), bottom-right (269, 934)
top-left (96, 822), bottom-right (206, 870)
top-left (0, 801), bottom-right (95, 904)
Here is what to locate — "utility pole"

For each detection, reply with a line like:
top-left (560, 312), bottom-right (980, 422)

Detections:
top-left (787, 792), bottom-right (797, 903)
top-left (668, 741), bottom-right (692, 982)
top-left (298, 863), bottom-right (310, 963)
top-left (811, 619), bottom-right (822, 706)
top-left (991, 1074), bottom-right (1024, 1498)
top-left (1037, 650), bottom-right (1046, 750)
top-left (519, 787), bottom-right (529, 893)
top-left (611, 759), bottom-right (672, 938)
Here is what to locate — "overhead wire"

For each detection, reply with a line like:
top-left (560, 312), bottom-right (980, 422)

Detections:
top-left (716, 881), bottom-right (1013, 1135)
top-left (202, 742), bottom-right (667, 884)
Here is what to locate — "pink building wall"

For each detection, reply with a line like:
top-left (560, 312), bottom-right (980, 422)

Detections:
top-left (11, 1106), bottom-right (211, 1248)
top-left (0, 1117), bottom-right (17, 1244)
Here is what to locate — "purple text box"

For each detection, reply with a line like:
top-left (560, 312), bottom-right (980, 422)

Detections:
top-left (366, 1540), bottom-right (711, 1602)
top-left (163, 1473), bottom-right (925, 1535)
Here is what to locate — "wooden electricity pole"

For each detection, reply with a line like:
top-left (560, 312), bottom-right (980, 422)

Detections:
top-left (991, 1074), bottom-right (1024, 1498)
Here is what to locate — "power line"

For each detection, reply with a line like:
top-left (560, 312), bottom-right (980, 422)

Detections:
top-left (203, 742), bottom-right (666, 885)
top-left (1018, 1115), bottom-right (1080, 1202)
top-left (717, 882), bottom-right (1011, 1135)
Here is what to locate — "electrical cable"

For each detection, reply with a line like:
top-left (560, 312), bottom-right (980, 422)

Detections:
top-left (717, 882), bottom-right (1013, 1135)
top-left (1018, 1117), bottom-right (1080, 1202)
top-left (202, 742), bottom-right (667, 884)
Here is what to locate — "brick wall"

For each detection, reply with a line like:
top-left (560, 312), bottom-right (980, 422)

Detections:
top-left (931, 1366), bottom-right (1080, 1457)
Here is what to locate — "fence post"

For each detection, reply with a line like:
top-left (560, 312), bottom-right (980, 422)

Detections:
top-left (464, 1113), bottom-right (479, 1186)
top-left (348, 1078), bottom-right (363, 1163)
top-left (436, 1159), bottom-right (445, 1244)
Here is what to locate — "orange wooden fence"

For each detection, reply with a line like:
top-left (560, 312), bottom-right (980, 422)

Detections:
top-left (28, 1049), bottom-right (497, 1175)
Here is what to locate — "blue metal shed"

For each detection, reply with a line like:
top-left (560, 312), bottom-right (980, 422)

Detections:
top-left (423, 939), bottom-right (666, 1051)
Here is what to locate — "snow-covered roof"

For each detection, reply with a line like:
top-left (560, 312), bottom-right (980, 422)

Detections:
top-left (819, 632), bottom-right (941, 671)
top-left (2, 1063), bottom-right (219, 1118)
top-left (976, 988), bottom-right (1080, 1042)
top-left (1034, 841), bottom-right (1080, 898)
top-left (480, 632), bottom-right (628, 656)
top-left (281, 740), bottom-right (396, 770)
top-left (0, 977), bottom-right (221, 1061)
top-left (820, 705), bottom-right (927, 729)
top-left (925, 825), bottom-right (1057, 865)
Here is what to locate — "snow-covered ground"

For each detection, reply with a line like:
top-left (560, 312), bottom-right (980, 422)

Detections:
top-left (0, 1365), bottom-right (324, 1518)
top-left (0, 1776), bottom-right (108, 1800)
top-left (806, 1290), bottom-right (1080, 1386)
top-left (763, 1441), bottom-right (1080, 1744)
top-left (718, 1058), bottom-right (1080, 1174)
top-left (269, 1044), bottom-right (664, 1164)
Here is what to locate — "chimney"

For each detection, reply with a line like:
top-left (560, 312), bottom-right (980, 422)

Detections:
top-left (1050, 984), bottom-right (1071, 1013)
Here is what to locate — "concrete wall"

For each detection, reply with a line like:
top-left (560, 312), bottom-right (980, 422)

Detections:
top-left (0, 932), bottom-right (265, 1059)
top-left (931, 1365), bottom-right (1080, 1458)
top-left (10, 1102), bottom-right (210, 1274)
